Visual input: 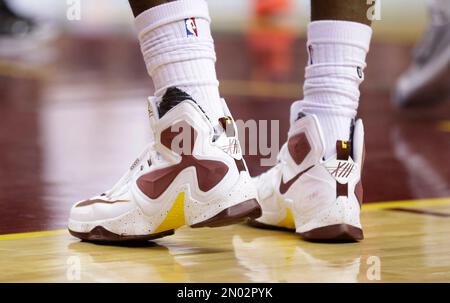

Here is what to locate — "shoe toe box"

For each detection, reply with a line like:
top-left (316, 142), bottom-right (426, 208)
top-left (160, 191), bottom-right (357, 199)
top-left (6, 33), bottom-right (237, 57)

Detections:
top-left (69, 197), bottom-right (136, 222)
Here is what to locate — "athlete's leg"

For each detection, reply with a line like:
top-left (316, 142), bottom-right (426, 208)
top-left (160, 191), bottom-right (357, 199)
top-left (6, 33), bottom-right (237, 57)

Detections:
top-left (252, 0), bottom-right (373, 242)
top-left (128, 0), bottom-right (175, 17)
top-left (68, 0), bottom-right (261, 242)
top-left (296, 0), bottom-right (372, 157)
top-left (311, 0), bottom-right (371, 25)
top-left (128, 0), bottom-right (224, 123)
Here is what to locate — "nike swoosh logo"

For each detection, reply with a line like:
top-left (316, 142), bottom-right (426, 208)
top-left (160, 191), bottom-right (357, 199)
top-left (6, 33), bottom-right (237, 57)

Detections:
top-left (279, 166), bottom-right (314, 194)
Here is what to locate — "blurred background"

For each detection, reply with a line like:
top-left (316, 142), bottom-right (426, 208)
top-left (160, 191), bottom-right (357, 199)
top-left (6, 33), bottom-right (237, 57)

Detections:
top-left (2, 0), bottom-right (430, 37)
top-left (0, 0), bottom-right (449, 233)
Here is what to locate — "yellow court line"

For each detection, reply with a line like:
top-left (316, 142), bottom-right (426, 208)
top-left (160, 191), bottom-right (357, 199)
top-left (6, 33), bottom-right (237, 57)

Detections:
top-left (0, 197), bottom-right (449, 241)
top-left (437, 121), bottom-right (450, 133)
top-left (362, 197), bottom-right (450, 211)
top-left (0, 229), bottom-right (66, 241)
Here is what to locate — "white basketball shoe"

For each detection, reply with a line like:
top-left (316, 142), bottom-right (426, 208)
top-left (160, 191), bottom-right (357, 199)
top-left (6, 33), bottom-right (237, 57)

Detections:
top-left (251, 112), bottom-right (365, 242)
top-left (68, 87), bottom-right (261, 242)
top-left (393, 3), bottom-right (450, 107)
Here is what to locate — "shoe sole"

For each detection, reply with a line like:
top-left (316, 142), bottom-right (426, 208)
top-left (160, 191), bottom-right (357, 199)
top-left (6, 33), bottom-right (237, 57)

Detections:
top-left (298, 224), bottom-right (364, 243)
top-left (248, 220), bottom-right (363, 243)
top-left (68, 226), bottom-right (175, 243)
top-left (68, 199), bottom-right (261, 242)
top-left (191, 199), bottom-right (262, 228)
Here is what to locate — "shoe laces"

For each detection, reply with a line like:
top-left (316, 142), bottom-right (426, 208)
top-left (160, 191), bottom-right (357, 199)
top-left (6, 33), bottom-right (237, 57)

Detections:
top-left (102, 141), bottom-right (165, 198)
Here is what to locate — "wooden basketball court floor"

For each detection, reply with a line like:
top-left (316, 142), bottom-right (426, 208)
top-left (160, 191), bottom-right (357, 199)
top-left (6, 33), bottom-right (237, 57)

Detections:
top-left (0, 28), bottom-right (449, 282)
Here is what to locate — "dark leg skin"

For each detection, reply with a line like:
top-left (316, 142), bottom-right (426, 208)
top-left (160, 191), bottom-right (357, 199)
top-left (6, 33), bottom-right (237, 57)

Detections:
top-left (311, 0), bottom-right (372, 25)
top-left (128, 0), bottom-right (177, 17)
top-left (129, 1), bottom-right (373, 24)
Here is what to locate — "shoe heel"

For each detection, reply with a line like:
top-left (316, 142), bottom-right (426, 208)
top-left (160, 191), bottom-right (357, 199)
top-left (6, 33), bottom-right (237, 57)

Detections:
top-left (295, 196), bottom-right (363, 242)
top-left (191, 199), bottom-right (262, 228)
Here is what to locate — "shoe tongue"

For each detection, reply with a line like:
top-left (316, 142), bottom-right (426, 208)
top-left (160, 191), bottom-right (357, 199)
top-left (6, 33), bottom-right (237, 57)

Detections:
top-left (157, 87), bottom-right (197, 118)
top-left (289, 100), bottom-right (305, 125)
top-left (147, 87), bottom-right (203, 131)
top-left (151, 87), bottom-right (240, 139)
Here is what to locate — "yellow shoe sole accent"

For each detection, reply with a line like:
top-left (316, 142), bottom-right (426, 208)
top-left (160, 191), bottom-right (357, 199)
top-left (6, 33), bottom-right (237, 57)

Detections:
top-left (155, 192), bottom-right (185, 233)
top-left (277, 207), bottom-right (295, 230)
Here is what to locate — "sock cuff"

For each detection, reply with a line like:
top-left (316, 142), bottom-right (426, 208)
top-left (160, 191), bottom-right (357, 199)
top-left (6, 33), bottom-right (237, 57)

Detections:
top-left (135, 0), bottom-right (210, 37)
top-left (297, 100), bottom-right (357, 119)
top-left (308, 20), bottom-right (372, 52)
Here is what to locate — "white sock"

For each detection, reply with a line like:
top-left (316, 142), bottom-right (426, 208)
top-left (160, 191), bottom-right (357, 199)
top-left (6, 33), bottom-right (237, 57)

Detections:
top-left (295, 20), bottom-right (372, 158)
top-left (135, 0), bottom-right (223, 123)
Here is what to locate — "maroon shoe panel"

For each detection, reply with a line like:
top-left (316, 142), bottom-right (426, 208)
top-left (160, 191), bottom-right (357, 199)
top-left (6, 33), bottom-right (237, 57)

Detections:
top-left (137, 122), bottom-right (229, 199)
top-left (288, 132), bottom-right (311, 165)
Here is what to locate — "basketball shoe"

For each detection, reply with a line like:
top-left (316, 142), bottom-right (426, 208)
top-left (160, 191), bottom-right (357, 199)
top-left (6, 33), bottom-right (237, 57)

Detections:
top-left (393, 3), bottom-right (450, 107)
top-left (250, 112), bottom-right (365, 242)
top-left (68, 88), bottom-right (261, 242)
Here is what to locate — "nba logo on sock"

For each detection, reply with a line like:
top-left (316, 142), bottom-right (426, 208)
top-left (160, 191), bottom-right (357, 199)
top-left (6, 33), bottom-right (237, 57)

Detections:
top-left (185, 18), bottom-right (198, 37)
